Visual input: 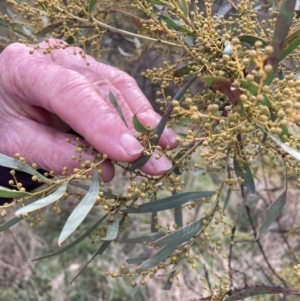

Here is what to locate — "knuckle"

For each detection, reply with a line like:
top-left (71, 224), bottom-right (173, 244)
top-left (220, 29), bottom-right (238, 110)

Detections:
top-left (0, 43), bottom-right (26, 62)
top-left (114, 70), bottom-right (136, 86)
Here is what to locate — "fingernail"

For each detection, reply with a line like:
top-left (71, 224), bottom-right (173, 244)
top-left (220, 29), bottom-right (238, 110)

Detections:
top-left (120, 133), bottom-right (144, 156)
top-left (165, 128), bottom-right (178, 144)
top-left (149, 154), bottom-right (172, 172)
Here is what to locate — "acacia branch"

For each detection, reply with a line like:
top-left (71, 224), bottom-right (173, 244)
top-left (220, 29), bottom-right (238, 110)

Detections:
top-left (244, 194), bottom-right (288, 288)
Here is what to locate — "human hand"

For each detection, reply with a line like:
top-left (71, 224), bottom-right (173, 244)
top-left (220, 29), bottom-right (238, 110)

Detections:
top-left (0, 40), bottom-right (178, 182)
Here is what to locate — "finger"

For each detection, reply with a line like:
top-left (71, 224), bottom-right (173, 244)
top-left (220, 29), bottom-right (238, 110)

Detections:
top-left (61, 72), bottom-right (174, 175)
top-left (0, 117), bottom-right (115, 182)
top-left (37, 41), bottom-right (135, 131)
top-left (92, 82), bottom-right (136, 131)
top-left (90, 63), bottom-right (179, 148)
top-left (37, 43), bottom-right (175, 175)
top-left (58, 72), bottom-right (174, 176)
top-left (139, 151), bottom-right (173, 175)
top-left (0, 43), bottom-right (144, 162)
top-left (39, 42), bottom-right (178, 149)
top-left (65, 77), bottom-right (174, 175)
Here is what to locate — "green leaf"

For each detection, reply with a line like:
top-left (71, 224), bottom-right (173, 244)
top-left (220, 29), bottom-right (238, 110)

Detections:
top-left (102, 211), bottom-right (121, 241)
top-left (173, 190), bottom-right (182, 227)
top-left (117, 233), bottom-right (164, 243)
top-left (234, 157), bottom-right (255, 195)
top-left (126, 257), bottom-right (148, 264)
top-left (203, 76), bottom-right (241, 106)
top-left (265, 0), bottom-right (296, 85)
top-left (154, 217), bottom-right (204, 246)
top-left (279, 28), bottom-right (300, 61)
top-left (123, 191), bottom-right (214, 213)
top-left (278, 69), bottom-right (285, 80)
top-left (223, 188), bottom-right (231, 210)
top-left (173, 167), bottom-right (181, 176)
top-left (137, 244), bottom-right (178, 270)
top-left (132, 115), bottom-right (151, 133)
top-left (248, 195), bottom-right (261, 206)
top-left (145, 0), bottom-right (170, 6)
top-left (240, 80), bottom-right (258, 96)
top-left (238, 35), bottom-right (268, 47)
top-left (173, 62), bottom-right (196, 77)
top-left (174, 206), bottom-right (182, 228)
top-left (224, 286), bottom-right (300, 301)
top-left (280, 125), bottom-right (290, 142)
top-left (0, 216), bottom-right (23, 232)
top-left (0, 153), bottom-right (50, 183)
top-left (257, 188), bottom-right (287, 239)
top-left (267, 132), bottom-right (300, 161)
top-left (65, 36), bottom-right (75, 44)
top-left (262, 94), bottom-right (278, 124)
top-left (262, 94), bottom-right (272, 109)
top-left (109, 91), bottom-right (128, 127)
top-left (58, 171), bottom-right (99, 246)
top-left (129, 76), bottom-right (197, 171)
top-left (164, 270), bottom-right (176, 290)
top-left (36, 21), bottom-right (64, 36)
top-left (15, 183), bottom-right (67, 216)
top-left (181, 0), bottom-right (188, 17)
top-left (88, 0), bottom-right (98, 13)
top-left (159, 14), bottom-right (194, 35)
top-left (32, 214), bottom-right (108, 261)
top-left (35, 0), bottom-right (49, 10)
top-left (0, 186), bottom-right (33, 198)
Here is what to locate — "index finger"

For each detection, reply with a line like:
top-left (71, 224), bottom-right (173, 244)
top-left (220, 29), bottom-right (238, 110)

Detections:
top-left (39, 42), bottom-right (178, 148)
top-left (91, 63), bottom-right (179, 148)
top-left (0, 43), bottom-right (144, 162)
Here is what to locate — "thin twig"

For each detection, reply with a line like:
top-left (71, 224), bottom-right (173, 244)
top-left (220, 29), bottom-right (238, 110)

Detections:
top-left (54, 4), bottom-right (181, 47)
top-left (231, 269), bottom-right (248, 287)
top-left (203, 265), bottom-right (212, 292)
top-left (260, 155), bottom-right (297, 262)
top-left (228, 225), bottom-right (236, 290)
top-left (256, 189), bottom-right (298, 263)
top-left (255, 261), bottom-right (276, 286)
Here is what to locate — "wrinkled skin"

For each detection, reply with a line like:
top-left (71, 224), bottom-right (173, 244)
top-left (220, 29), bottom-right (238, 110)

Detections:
top-left (0, 40), bottom-right (178, 182)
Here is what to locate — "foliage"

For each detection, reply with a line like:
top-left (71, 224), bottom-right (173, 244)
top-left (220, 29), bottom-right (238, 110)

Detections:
top-left (1, 0), bottom-right (300, 300)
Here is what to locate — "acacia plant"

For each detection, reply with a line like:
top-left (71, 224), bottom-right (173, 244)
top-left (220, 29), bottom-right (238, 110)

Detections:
top-left (2, 0), bottom-right (300, 299)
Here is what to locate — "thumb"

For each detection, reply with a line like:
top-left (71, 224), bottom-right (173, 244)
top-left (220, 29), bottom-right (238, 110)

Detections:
top-left (1, 118), bottom-right (115, 182)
